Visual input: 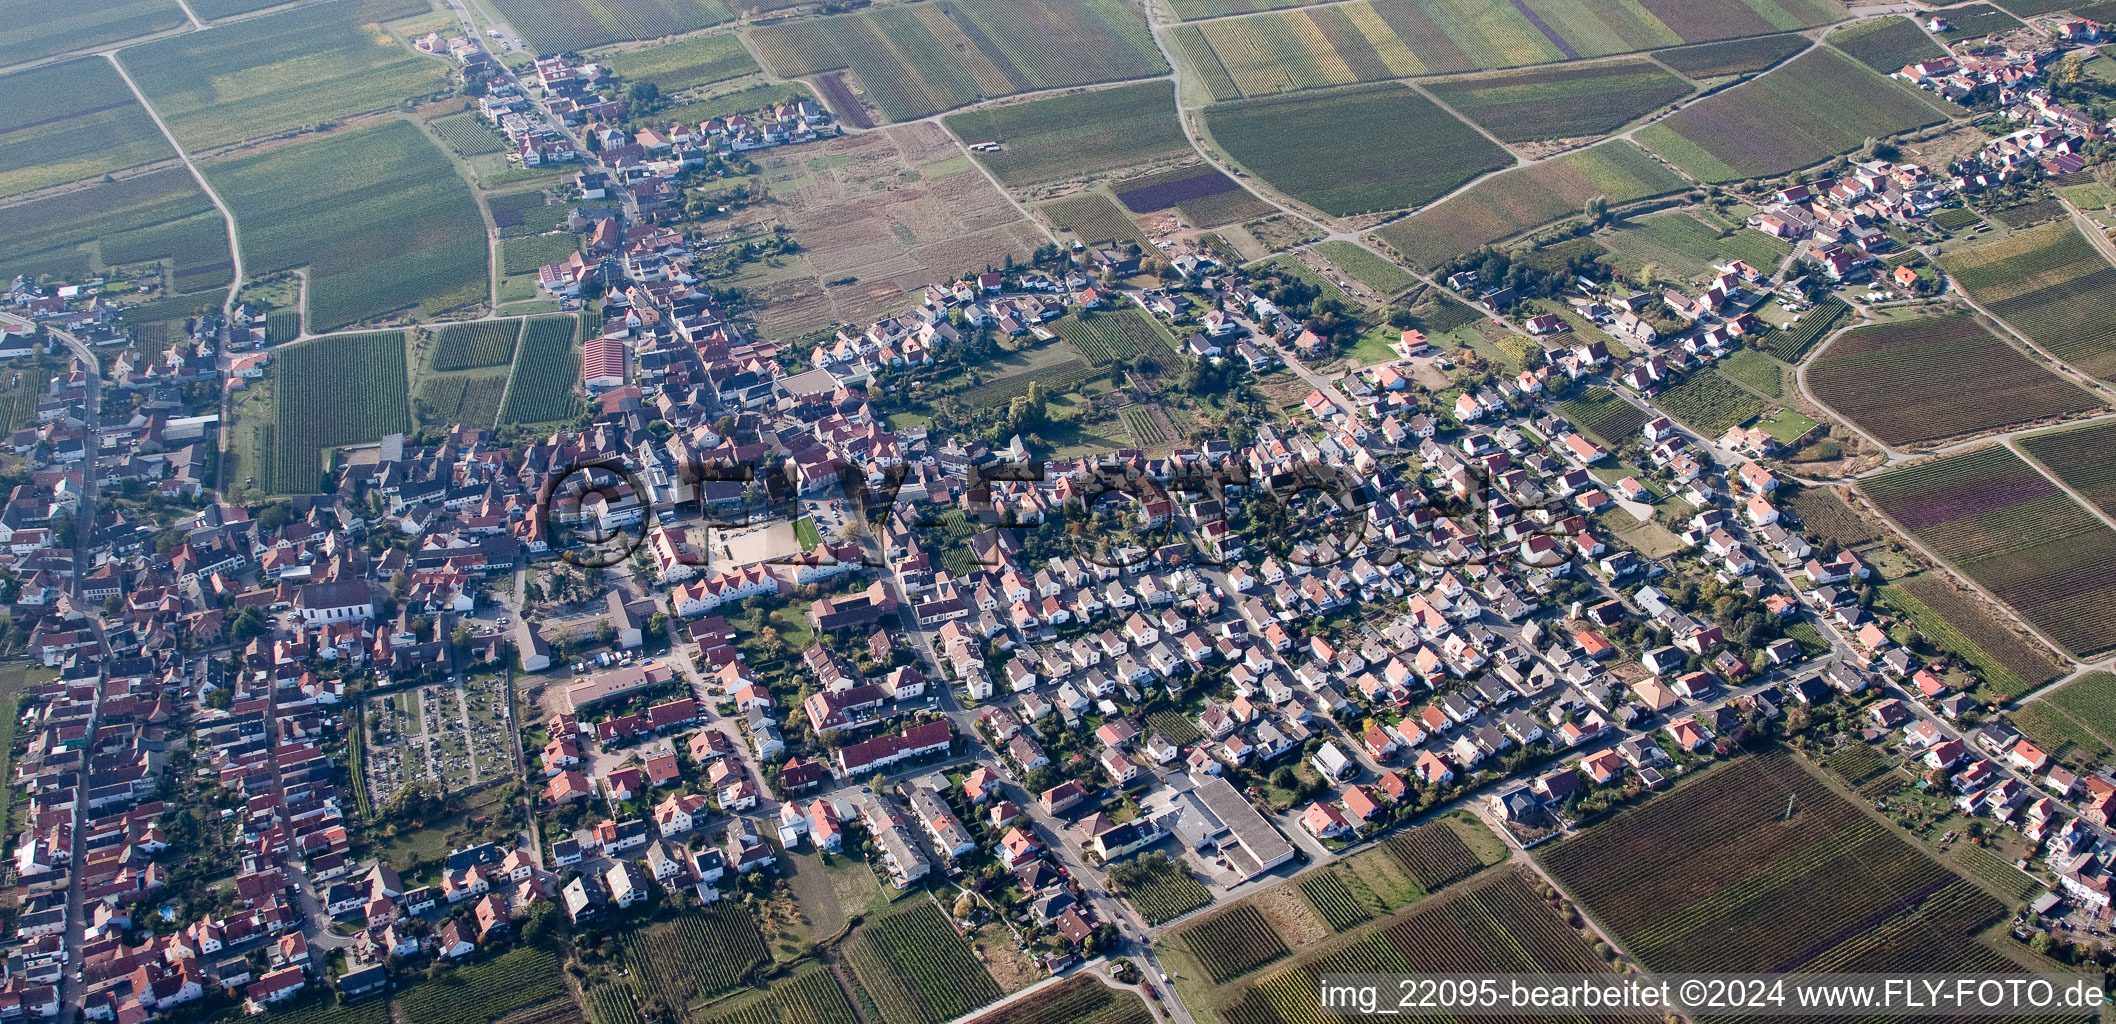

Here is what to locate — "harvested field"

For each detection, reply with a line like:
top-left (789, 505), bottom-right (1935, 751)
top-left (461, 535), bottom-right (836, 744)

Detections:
top-left (749, 0), bottom-right (1166, 123)
top-left (1377, 141), bottom-right (1686, 269)
top-left (1807, 312), bottom-right (2101, 446)
top-left (1882, 574), bottom-right (2066, 699)
top-left (1634, 48), bottom-right (1945, 183)
top-left (2019, 418), bottom-right (2116, 518)
top-left (118, 0), bottom-right (450, 150)
top-left (1939, 220), bottom-right (2116, 382)
top-left (0, 59), bottom-right (174, 200)
top-left (1204, 84), bottom-right (1513, 217)
top-left (1542, 754), bottom-right (2013, 975)
top-left (1423, 60), bottom-right (1693, 142)
top-left (1652, 33), bottom-right (1810, 77)
top-left (1829, 16), bottom-right (1947, 73)
top-left (1861, 444), bottom-right (2116, 657)
top-left (943, 82), bottom-right (1188, 187)
top-left (1039, 194), bottom-right (1149, 247)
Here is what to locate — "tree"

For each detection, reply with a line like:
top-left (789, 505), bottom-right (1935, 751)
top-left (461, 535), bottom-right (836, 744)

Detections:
top-left (230, 607), bottom-right (268, 642)
top-left (451, 623), bottom-right (475, 649)
top-left (1585, 195), bottom-right (1610, 226)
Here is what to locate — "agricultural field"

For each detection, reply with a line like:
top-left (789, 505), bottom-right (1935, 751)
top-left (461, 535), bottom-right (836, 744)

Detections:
top-left (749, 0), bottom-right (1165, 123)
top-left (118, 0), bottom-right (451, 150)
top-left (1314, 241), bottom-right (1416, 297)
top-left (1634, 48), bottom-right (1946, 183)
top-left (695, 966), bottom-right (858, 1024)
top-left (395, 946), bottom-right (571, 1024)
top-left (267, 332), bottom-right (411, 494)
top-left (500, 315), bottom-right (586, 425)
top-left (1829, 16), bottom-right (1947, 73)
top-left (1558, 386), bottom-right (1649, 447)
top-left (2020, 419), bottom-right (2116, 518)
top-left (1759, 296), bottom-right (1849, 360)
top-left (1930, 205), bottom-right (1984, 232)
top-left (1146, 709), bottom-right (1203, 744)
top-left (1122, 855), bottom-right (1213, 923)
top-left (622, 906), bottom-right (768, 1007)
top-left (2036, 673), bottom-right (2116, 756)
top-left (1177, 0), bottom-right (1845, 98)
top-left (490, 190), bottom-right (570, 238)
top-left (1824, 741), bottom-right (1889, 784)
top-left (1203, 84), bottom-right (1513, 217)
top-left (487, 0), bottom-right (790, 52)
top-left (1376, 141), bottom-right (1686, 269)
top-left (429, 111), bottom-right (511, 158)
top-left (654, 82), bottom-right (818, 127)
top-left (0, 0), bottom-right (186, 67)
top-left (0, 361), bottom-right (61, 434)
top-left (0, 60), bottom-right (174, 200)
top-left (208, 120), bottom-right (488, 332)
top-left (1423, 60), bottom-right (1693, 142)
top-left (432, 320), bottom-right (521, 371)
top-left (595, 33), bottom-right (759, 93)
top-left (1938, 220), bottom-right (2116, 382)
top-left (839, 902), bottom-right (1003, 1024)
top-left (0, 167), bottom-right (232, 294)
top-left (1209, 870), bottom-right (1638, 1024)
top-left (1381, 817), bottom-right (1496, 889)
top-left (1174, 904), bottom-right (1291, 982)
top-left (1784, 484), bottom-right (1879, 547)
top-left (1861, 445), bottom-right (2116, 658)
top-left (1293, 847), bottom-right (1424, 933)
top-left (1652, 367), bottom-right (1767, 436)
top-left (1598, 210), bottom-right (1792, 282)
top-left (1050, 308), bottom-right (1177, 365)
top-left (1806, 312), bottom-right (2101, 446)
top-left (1652, 32), bottom-right (1810, 77)
top-left (2011, 700), bottom-right (2116, 769)
top-left (1881, 574), bottom-right (2067, 699)
top-left (1717, 347), bottom-right (1785, 397)
top-left (502, 233), bottom-right (582, 276)
top-left (414, 371), bottom-right (508, 431)
top-left (1039, 193), bottom-right (1150, 247)
top-left (186, 0), bottom-right (304, 17)
top-left (1112, 165), bottom-right (1276, 228)
top-left (961, 975), bottom-right (1149, 1024)
top-left (1931, 3), bottom-right (2024, 35)
top-left (726, 123), bottom-right (1043, 335)
top-left (943, 82), bottom-right (1188, 188)
top-left (1542, 754), bottom-right (2018, 974)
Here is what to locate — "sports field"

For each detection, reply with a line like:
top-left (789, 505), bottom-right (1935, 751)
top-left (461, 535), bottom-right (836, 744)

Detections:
top-left (0, 0), bottom-right (186, 67)
top-left (0, 168), bottom-right (233, 294)
top-left (207, 120), bottom-right (488, 333)
top-left (1807, 312), bottom-right (2101, 446)
top-left (1422, 60), bottom-right (1693, 142)
top-left (944, 82), bottom-right (1189, 187)
top-left (1938, 220), bottom-right (2116, 382)
top-left (750, 0), bottom-right (1166, 122)
top-left (0, 60), bottom-right (175, 199)
top-left (1204, 83), bottom-right (1513, 217)
top-left (1634, 47), bottom-right (1945, 182)
top-left (118, 0), bottom-right (447, 150)
top-left (1376, 141), bottom-right (1686, 268)
top-left (1174, 0), bottom-right (1845, 96)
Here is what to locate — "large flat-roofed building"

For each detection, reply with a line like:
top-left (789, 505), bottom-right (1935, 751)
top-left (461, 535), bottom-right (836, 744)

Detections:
top-left (565, 662), bottom-right (676, 711)
top-left (1193, 776), bottom-right (1295, 879)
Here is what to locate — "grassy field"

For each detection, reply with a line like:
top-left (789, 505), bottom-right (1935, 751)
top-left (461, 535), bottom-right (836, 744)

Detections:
top-left (944, 82), bottom-right (1188, 187)
top-left (1635, 47), bottom-right (1945, 183)
top-left (1377, 141), bottom-right (1686, 269)
top-left (750, 0), bottom-right (1166, 122)
top-left (0, 0), bottom-right (187, 67)
top-left (267, 332), bottom-right (411, 494)
top-left (1829, 16), bottom-right (1947, 72)
top-left (1422, 60), bottom-right (1693, 142)
top-left (0, 59), bottom-right (175, 199)
top-left (1599, 209), bottom-right (1792, 281)
top-left (1717, 347), bottom-right (1785, 398)
top-left (1862, 445), bottom-right (2116, 658)
top-left (1205, 83), bottom-right (1512, 217)
top-left (0, 167), bottom-right (232, 294)
top-left (1653, 32), bottom-right (1810, 76)
top-left (1314, 241), bottom-right (1416, 296)
top-left (208, 120), bottom-right (488, 332)
top-left (118, 0), bottom-right (449, 150)
top-left (1039, 193), bottom-right (1150, 247)
top-left (1807, 312), bottom-right (2101, 446)
top-left (500, 314), bottom-right (586, 424)
top-left (1938, 220), bottom-right (2116, 382)
top-left (595, 33), bottom-right (759, 93)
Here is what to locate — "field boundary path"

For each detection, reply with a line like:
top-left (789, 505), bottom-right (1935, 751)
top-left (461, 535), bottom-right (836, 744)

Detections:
top-left (103, 52), bottom-right (246, 319)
